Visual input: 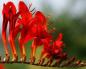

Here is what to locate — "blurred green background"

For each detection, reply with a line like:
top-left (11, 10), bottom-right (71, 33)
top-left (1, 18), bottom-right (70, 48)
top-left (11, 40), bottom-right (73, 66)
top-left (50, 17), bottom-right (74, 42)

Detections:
top-left (0, 0), bottom-right (86, 69)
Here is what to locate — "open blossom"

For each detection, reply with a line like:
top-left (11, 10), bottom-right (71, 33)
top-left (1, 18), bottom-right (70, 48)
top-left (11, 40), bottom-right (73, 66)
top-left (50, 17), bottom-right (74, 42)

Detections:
top-left (27, 11), bottom-right (52, 63)
top-left (16, 9), bottom-right (51, 63)
top-left (2, 1), bottom-right (19, 61)
top-left (15, 1), bottom-right (33, 61)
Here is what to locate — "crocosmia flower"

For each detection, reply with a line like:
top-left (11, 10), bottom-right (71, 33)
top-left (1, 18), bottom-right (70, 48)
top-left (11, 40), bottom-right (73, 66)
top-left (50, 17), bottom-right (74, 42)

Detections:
top-left (15, 1), bottom-right (33, 61)
top-left (2, 1), bottom-right (18, 62)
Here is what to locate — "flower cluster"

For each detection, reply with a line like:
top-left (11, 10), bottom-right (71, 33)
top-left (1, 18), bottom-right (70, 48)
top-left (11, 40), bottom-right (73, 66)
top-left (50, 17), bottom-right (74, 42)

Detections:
top-left (2, 1), bottom-right (67, 65)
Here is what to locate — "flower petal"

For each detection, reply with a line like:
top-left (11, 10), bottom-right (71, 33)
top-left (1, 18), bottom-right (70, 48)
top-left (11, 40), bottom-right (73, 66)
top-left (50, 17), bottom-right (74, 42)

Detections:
top-left (54, 33), bottom-right (63, 48)
top-left (19, 1), bottom-right (29, 13)
top-left (2, 2), bottom-right (16, 18)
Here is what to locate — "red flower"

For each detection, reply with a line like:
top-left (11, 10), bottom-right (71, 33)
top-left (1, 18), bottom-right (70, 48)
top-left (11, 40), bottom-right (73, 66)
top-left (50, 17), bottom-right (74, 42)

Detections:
top-left (26, 11), bottom-right (51, 63)
top-left (14, 1), bottom-right (33, 61)
top-left (2, 2), bottom-right (18, 61)
top-left (15, 9), bottom-right (51, 63)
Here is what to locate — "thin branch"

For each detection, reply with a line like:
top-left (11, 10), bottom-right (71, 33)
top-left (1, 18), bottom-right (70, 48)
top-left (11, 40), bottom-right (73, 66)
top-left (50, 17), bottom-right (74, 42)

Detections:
top-left (0, 60), bottom-right (86, 67)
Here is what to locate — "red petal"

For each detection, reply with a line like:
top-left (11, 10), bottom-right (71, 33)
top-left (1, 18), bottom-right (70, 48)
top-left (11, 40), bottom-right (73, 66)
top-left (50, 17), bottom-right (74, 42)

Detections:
top-left (35, 11), bottom-right (47, 30)
top-left (2, 2), bottom-right (16, 17)
top-left (19, 1), bottom-right (29, 13)
top-left (35, 11), bottom-right (46, 23)
top-left (16, 12), bottom-right (32, 26)
top-left (57, 33), bottom-right (63, 41)
top-left (54, 33), bottom-right (63, 48)
top-left (18, 1), bottom-right (32, 25)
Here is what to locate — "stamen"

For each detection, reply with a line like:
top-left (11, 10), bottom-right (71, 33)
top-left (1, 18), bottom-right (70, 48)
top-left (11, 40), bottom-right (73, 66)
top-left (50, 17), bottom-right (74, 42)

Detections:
top-left (18, 15), bottom-right (22, 19)
top-left (32, 10), bottom-right (36, 15)
top-left (30, 8), bottom-right (35, 12)
top-left (29, 3), bottom-right (32, 9)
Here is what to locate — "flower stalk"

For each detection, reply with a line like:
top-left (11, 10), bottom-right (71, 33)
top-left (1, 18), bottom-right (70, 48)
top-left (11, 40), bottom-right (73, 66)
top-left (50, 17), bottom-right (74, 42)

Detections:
top-left (0, 55), bottom-right (85, 67)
